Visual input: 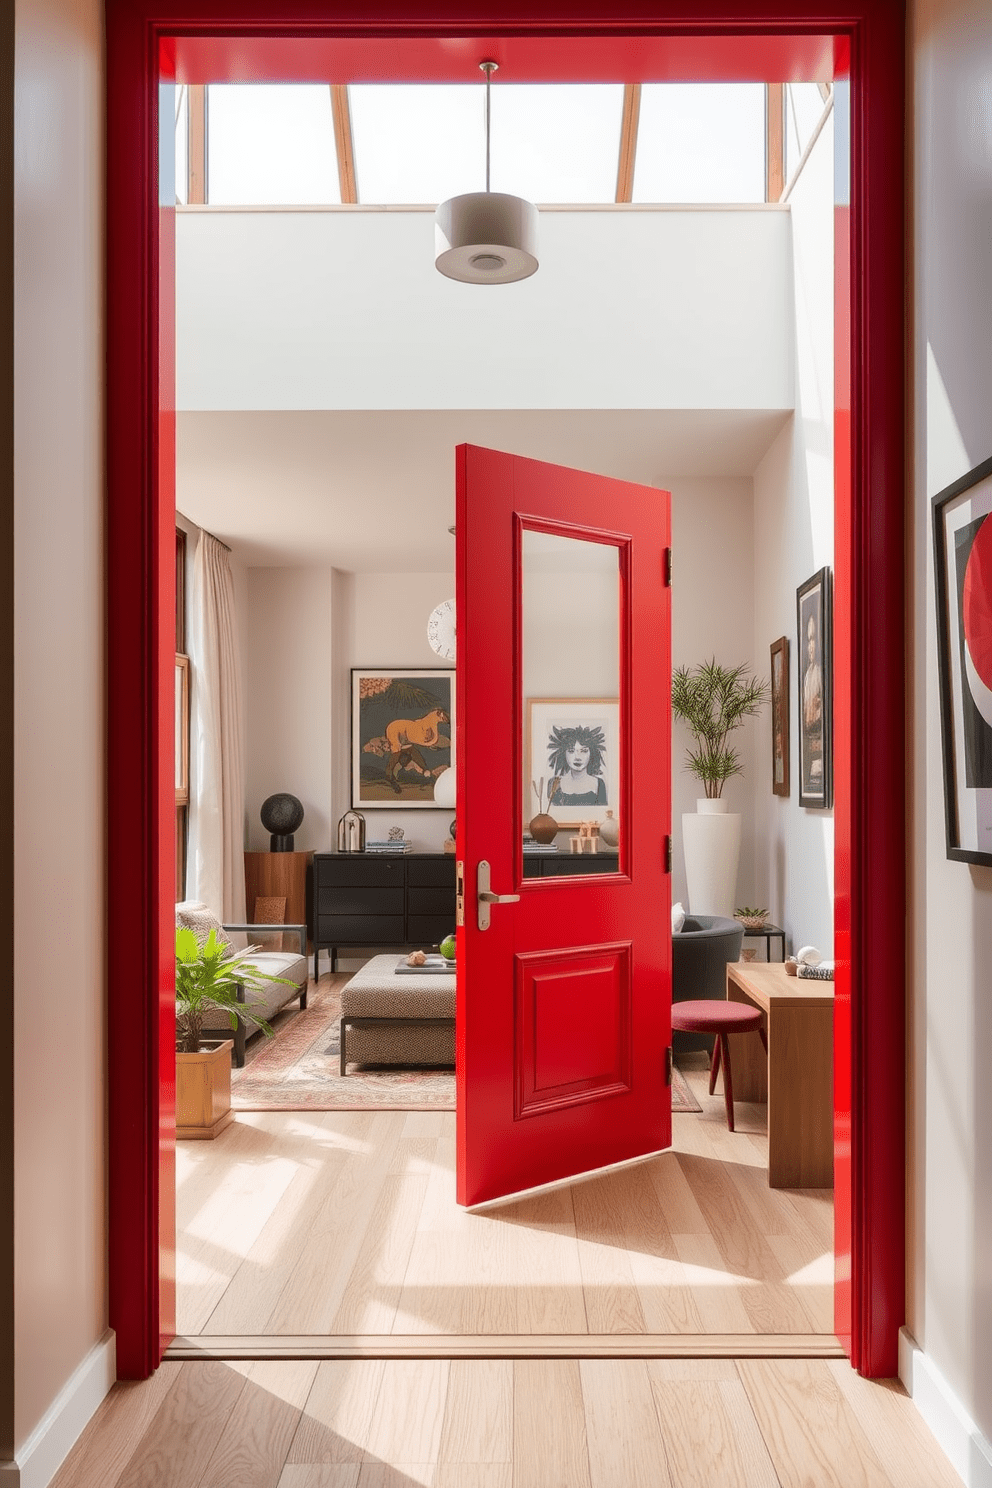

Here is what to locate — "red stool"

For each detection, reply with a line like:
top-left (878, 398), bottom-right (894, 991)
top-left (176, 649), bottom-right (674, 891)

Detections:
top-left (670, 999), bottom-right (768, 1132)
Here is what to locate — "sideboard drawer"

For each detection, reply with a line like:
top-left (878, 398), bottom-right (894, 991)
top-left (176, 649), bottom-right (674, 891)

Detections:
top-left (407, 858), bottom-right (456, 888)
top-left (408, 914), bottom-right (455, 945)
top-left (316, 857), bottom-right (404, 887)
top-left (317, 884), bottom-right (403, 917)
top-left (317, 913), bottom-right (404, 945)
top-left (408, 885), bottom-right (455, 916)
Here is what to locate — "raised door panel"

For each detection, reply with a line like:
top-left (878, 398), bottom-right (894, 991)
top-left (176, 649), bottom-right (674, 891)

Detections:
top-left (514, 944), bottom-right (633, 1118)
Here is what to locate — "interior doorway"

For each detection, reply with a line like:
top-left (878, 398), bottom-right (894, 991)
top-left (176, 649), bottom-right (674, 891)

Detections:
top-left (106, 0), bottom-right (907, 1381)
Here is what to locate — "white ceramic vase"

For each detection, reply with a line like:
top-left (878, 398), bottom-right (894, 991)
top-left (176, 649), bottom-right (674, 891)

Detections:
top-left (681, 797), bottom-right (741, 919)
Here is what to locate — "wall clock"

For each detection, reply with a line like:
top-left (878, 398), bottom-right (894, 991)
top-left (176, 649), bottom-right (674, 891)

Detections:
top-left (427, 598), bottom-right (456, 660)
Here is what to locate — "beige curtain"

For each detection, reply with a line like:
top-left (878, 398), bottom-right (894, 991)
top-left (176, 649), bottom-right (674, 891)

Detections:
top-left (187, 532), bottom-right (246, 922)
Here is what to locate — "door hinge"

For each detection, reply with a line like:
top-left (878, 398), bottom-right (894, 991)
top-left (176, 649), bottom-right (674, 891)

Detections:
top-left (455, 860), bottom-right (465, 928)
top-left (664, 547), bottom-right (672, 586)
top-left (664, 835), bottom-right (673, 873)
top-left (665, 1045), bottom-right (673, 1087)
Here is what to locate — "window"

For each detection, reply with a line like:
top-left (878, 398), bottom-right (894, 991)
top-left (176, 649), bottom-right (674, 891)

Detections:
top-left (176, 528), bottom-right (189, 900)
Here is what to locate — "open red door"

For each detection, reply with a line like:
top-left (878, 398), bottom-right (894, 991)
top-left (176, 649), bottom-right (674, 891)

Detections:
top-left (455, 445), bottom-right (672, 1206)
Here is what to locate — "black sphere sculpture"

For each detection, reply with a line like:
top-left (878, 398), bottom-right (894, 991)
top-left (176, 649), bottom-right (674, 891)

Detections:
top-left (260, 793), bottom-right (304, 852)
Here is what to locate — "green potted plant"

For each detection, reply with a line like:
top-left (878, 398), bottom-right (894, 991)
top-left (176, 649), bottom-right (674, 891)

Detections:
top-left (175, 926), bottom-right (289, 1139)
top-left (671, 658), bottom-right (769, 800)
top-left (672, 659), bottom-right (768, 917)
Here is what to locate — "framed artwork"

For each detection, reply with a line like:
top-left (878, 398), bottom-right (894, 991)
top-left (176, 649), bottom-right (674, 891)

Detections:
top-left (526, 698), bottom-right (619, 825)
top-left (770, 636), bottom-right (790, 797)
top-left (797, 568), bottom-right (833, 809)
top-left (352, 669), bottom-right (453, 809)
top-left (933, 455), bottom-right (992, 865)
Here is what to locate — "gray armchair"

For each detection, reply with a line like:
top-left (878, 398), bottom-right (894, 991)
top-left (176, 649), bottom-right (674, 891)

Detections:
top-left (672, 913), bottom-right (744, 1052)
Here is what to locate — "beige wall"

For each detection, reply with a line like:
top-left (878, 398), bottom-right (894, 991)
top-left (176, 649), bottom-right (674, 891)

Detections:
top-left (10, 0), bottom-right (107, 1462)
top-left (909, 0), bottom-right (992, 1453)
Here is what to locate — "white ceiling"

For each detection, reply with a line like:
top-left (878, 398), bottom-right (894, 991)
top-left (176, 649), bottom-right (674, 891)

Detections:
top-left (176, 407), bottom-right (790, 570)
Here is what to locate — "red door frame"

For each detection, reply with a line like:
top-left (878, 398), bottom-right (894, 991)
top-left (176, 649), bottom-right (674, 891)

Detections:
top-left (106, 0), bottom-right (905, 1378)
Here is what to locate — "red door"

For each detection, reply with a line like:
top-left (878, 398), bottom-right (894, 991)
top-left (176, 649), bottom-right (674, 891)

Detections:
top-left (455, 445), bottom-right (672, 1206)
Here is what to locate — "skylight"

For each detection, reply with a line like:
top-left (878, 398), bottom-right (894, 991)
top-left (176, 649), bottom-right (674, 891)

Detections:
top-left (632, 84), bottom-right (766, 204)
top-left (176, 80), bottom-right (822, 209)
top-left (786, 83), bottom-right (829, 182)
top-left (349, 85), bottom-right (482, 204)
top-left (207, 84), bottom-right (341, 206)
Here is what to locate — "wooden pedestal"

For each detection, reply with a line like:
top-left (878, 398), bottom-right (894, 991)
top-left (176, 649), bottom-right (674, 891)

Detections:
top-left (244, 849), bottom-right (312, 949)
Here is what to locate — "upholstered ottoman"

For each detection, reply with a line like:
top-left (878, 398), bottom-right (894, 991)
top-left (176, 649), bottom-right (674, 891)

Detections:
top-left (339, 953), bottom-right (455, 1072)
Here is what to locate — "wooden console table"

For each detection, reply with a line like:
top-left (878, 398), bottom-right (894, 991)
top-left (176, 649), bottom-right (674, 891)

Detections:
top-left (725, 961), bottom-right (834, 1189)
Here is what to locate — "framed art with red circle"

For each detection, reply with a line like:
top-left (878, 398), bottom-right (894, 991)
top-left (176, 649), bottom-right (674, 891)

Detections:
top-left (934, 455), bottom-right (992, 864)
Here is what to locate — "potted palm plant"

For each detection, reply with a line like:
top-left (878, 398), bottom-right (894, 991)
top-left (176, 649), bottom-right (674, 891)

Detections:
top-left (672, 659), bottom-right (768, 917)
top-left (175, 926), bottom-right (289, 1139)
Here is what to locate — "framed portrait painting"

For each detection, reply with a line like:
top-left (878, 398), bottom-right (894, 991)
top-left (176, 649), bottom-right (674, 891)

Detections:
top-left (932, 455), bottom-right (992, 865)
top-left (796, 569), bottom-right (833, 809)
top-left (352, 669), bottom-right (453, 809)
top-left (770, 636), bottom-right (790, 797)
top-left (526, 698), bottom-right (619, 825)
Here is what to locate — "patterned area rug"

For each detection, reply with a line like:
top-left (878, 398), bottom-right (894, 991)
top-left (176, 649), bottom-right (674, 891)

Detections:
top-left (231, 976), bottom-right (455, 1111)
top-left (232, 973), bottom-right (703, 1115)
top-left (672, 1066), bottom-right (703, 1114)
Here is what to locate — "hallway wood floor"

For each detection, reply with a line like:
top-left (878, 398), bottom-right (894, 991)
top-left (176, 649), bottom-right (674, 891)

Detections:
top-left (176, 1057), bottom-right (834, 1339)
top-left (50, 1356), bottom-right (963, 1488)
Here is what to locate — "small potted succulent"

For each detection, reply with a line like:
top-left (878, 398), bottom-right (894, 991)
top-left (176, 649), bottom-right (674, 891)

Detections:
top-left (175, 926), bottom-right (290, 1139)
top-left (734, 906), bottom-right (771, 931)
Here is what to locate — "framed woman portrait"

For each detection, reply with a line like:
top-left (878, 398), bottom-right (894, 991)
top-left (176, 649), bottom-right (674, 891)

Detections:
top-left (796, 569), bottom-right (833, 809)
top-left (526, 697), bottom-right (619, 825)
top-left (932, 455), bottom-right (992, 865)
top-left (770, 636), bottom-right (790, 797)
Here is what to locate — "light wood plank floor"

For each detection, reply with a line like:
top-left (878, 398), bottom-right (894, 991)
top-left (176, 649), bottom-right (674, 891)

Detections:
top-left (176, 1054), bottom-right (835, 1339)
top-left (50, 1356), bottom-right (964, 1488)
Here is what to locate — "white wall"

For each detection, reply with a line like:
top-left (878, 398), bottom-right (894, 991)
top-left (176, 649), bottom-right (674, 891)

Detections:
top-left (669, 477), bottom-right (759, 910)
top-left (246, 567), bottom-right (336, 853)
top-left (245, 569), bottom-right (456, 859)
top-left (905, 0), bottom-right (992, 1475)
top-left (750, 110), bottom-right (835, 956)
top-left (8, 0), bottom-right (111, 1473)
top-left (176, 208), bottom-right (793, 413)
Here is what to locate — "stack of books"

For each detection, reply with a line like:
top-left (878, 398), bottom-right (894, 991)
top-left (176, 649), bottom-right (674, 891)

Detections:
top-left (364, 840), bottom-right (413, 854)
top-left (523, 841), bottom-right (557, 853)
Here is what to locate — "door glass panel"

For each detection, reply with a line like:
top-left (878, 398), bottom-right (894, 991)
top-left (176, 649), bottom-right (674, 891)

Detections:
top-left (521, 528), bottom-right (622, 877)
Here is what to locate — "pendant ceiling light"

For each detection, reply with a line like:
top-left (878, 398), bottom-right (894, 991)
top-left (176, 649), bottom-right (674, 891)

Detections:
top-left (435, 62), bottom-right (539, 284)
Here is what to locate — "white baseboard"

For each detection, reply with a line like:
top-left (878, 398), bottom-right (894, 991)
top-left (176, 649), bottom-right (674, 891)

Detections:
top-left (899, 1327), bottom-right (992, 1488)
top-left (0, 1331), bottom-right (116, 1488)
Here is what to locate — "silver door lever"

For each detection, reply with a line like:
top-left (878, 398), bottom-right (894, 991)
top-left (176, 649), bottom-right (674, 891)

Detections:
top-left (477, 860), bottom-right (520, 931)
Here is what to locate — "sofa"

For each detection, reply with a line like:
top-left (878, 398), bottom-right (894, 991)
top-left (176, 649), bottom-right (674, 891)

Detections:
top-left (672, 913), bottom-right (744, 1053)
top-left (175, 900), bottom-right (309, 1066)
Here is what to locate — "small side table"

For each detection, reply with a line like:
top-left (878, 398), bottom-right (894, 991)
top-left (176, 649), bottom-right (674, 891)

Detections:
top-left (741, 923), bottom-right (786, 962)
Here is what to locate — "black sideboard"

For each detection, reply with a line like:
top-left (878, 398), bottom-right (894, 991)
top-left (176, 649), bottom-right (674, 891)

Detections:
top-left (522, 851), bottom-right (619, 877)
top-left (313, 852), bottom-right (456, 975)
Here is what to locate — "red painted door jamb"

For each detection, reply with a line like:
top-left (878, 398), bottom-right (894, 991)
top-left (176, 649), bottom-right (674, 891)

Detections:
top-left (104, 0), bottom-right (906, 1379)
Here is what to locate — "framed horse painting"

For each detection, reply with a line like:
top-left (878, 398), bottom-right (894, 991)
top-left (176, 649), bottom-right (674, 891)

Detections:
top-left (351, 668), bottom-right (454, 808)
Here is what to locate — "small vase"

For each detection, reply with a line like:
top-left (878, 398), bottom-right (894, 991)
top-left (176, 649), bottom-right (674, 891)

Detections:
top-left (599, 810), bottom-right (619, 848)
top-left (528, 813), bottom-right (558, 845)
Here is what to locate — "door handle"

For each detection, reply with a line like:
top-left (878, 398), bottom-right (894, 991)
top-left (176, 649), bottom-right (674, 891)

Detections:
top-left (477, 860), bottom-right (521, 931)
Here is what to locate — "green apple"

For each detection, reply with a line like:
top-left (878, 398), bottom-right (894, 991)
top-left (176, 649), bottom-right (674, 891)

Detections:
top-left (439, 934), bottom-right (456, 961)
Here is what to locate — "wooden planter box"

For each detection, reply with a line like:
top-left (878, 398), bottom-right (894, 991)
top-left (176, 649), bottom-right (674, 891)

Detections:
top-left (176, 1039), bottom-right (234, 1140)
